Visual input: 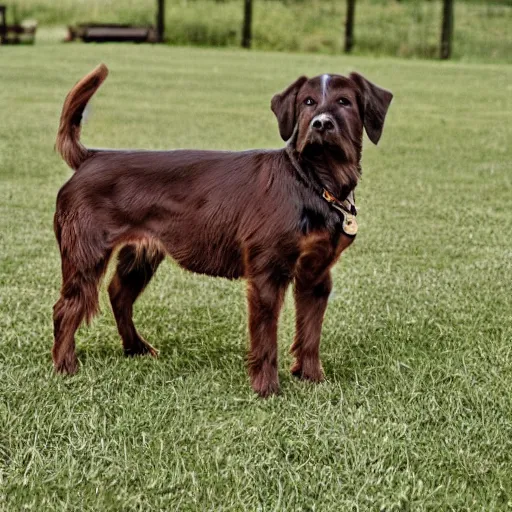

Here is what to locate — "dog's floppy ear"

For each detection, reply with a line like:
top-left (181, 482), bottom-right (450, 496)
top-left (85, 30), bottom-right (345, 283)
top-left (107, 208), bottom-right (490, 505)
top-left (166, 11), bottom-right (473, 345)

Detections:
top-left (271, 76), bottom-right (308, 141)
top-left (350, 72), bottom-right (393, 145)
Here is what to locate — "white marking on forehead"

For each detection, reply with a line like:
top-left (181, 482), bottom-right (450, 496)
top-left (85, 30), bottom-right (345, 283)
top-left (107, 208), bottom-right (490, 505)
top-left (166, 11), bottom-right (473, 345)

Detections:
top-left (321, 74), bottom-right (330, 101)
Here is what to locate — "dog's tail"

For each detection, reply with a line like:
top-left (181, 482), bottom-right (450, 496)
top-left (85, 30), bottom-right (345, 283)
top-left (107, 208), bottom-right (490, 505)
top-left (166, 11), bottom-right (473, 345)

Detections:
top-left (55, 64), bottom-right (109, 171)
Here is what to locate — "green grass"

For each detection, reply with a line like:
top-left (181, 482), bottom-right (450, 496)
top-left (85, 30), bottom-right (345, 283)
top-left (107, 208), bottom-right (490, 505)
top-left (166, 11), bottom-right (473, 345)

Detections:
top-left (1, 44), bottom-right (512, 510)
top-left (4, 0), bottom-right (512, 62)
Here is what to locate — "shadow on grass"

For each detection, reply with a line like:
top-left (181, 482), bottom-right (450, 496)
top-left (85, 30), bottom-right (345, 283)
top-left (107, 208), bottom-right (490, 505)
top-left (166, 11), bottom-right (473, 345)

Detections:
top-left (71, 298), bottom-right (433, 396)
top-left (75, 310), bottom-right (246, 378)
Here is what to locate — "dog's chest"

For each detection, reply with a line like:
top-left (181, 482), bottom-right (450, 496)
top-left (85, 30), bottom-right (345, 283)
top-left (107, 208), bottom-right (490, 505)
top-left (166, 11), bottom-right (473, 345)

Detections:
top-left (295, 202), bottom-right (355, 276)
top-left (296, 228), bottom-right (354, 281)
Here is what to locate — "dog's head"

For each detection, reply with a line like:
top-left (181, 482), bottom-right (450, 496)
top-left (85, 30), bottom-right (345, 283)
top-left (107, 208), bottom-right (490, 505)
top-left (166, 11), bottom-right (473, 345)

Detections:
top-left (271, 73), bottom-right (393, 198)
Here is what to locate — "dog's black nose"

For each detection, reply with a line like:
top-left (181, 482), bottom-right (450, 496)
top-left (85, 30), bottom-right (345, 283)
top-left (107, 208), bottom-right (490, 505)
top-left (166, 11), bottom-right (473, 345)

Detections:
top-left (311, 114), bottom-right (334, 132)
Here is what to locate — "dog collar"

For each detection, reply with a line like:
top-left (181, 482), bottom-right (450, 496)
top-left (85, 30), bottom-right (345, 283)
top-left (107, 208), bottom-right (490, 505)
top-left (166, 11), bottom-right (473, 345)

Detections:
top-left (322, 189), bottom-right (358, 237)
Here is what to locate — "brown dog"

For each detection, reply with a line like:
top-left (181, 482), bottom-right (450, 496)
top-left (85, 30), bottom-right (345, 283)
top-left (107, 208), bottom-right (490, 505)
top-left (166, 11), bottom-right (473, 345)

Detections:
top-left (53, 65), bottom-right (392, 397)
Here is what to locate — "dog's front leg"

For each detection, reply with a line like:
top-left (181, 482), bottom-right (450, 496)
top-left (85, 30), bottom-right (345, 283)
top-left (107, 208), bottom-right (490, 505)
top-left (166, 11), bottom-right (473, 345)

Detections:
top-left (246, 273), bottom-right (288, 397)
top-left (290, 272), bottom-right (332, 383)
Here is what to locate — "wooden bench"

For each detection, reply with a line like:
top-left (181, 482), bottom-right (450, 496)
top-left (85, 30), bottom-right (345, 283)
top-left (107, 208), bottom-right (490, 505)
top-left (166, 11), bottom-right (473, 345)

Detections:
top-left (0, 5), bottom-right (37, 45)
top-left (67, 23), bottom-right (157, 43)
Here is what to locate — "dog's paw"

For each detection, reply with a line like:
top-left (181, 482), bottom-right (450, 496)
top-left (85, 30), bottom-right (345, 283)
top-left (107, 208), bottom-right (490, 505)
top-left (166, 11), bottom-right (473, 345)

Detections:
top-left (53, 354), bottom-right (79, 375)
top-left (251, 373), bottom-right (280, 398)
top-left (291, 360), bottom-right (324, 383)
top-left (123, 337), bottom-right (159, 358)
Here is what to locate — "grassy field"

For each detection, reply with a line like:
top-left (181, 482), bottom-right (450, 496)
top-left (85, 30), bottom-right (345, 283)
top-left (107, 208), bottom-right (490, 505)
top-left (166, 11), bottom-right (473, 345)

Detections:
top-left (1, 44), bottom-right (512, 510)
top-left (4, 0), bottom-right (512, 62)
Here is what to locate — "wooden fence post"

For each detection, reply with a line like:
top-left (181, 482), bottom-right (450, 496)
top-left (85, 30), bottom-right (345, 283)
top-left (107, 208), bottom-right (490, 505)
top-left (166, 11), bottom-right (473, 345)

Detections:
top-left (0, 5), bottom-right (6, 45)
top-left (242, 0), bottom-right (253, 49)
top-left (440, 0), bottom-right (454, 59)
top-left (156, 0), bottom-right (165, 43)
top-left (344, 0), bottom-right (356, 53)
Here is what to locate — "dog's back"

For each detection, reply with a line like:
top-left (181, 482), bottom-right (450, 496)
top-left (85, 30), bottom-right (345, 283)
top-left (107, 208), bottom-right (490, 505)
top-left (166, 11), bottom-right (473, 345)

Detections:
top-left (56, 147), bottom-right (294, 279)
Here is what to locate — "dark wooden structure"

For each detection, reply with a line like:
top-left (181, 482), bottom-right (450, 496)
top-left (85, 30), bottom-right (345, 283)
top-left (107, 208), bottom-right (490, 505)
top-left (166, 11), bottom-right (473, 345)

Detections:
top-left (440, 0), bottom-right (454, 59)
top-left (0, 5), bottom-right (5, 44)
top-left (67, 0), bottom-right (165, 44)
top-left (241, 0), bottom-right (253, 49)
top-left (67, 23), bottom-right (157, 43)
top-left (0, 4), bottom-right (37, 45)
top-left (344, 0), bottom-right (356, 53)
top-left (156, 0), bottom-right (165, 42)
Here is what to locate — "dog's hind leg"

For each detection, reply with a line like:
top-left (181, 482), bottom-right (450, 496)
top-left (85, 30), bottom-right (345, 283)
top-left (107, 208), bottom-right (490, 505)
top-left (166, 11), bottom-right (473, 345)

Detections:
top-left (108, 244), bottom-right (164, 357)
top-left (52, 246), bottom-right (111, 374)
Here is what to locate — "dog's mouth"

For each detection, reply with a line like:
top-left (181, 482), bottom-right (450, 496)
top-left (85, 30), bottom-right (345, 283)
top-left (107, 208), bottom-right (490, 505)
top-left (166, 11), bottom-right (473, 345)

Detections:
top-left (307, 129), bottom-right (338, 146)
top-left (296, 121), bottom-right (349, 158)
top-left (300, 139), bottom-right (346, 161)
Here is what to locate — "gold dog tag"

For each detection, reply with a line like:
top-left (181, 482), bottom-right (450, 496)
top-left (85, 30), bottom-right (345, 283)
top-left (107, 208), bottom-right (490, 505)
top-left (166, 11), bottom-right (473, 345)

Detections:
top-left (323, 189), bottom-right (358, 237)
top-left (342, 213), bottom-right (358, 236)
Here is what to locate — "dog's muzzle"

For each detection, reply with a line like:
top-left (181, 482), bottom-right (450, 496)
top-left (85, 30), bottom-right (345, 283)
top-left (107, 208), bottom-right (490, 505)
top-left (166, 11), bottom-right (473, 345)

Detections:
top-left (306, 113), bottom-right (340, 147)
top-left (310, 113), bottom-right (335, 134)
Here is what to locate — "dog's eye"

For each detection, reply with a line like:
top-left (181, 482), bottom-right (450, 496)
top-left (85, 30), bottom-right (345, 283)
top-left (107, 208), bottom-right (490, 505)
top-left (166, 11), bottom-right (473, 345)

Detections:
top-left (304, 97), bottom-right (316, 106)
top-left (338, 97), bottom-right (351, 106)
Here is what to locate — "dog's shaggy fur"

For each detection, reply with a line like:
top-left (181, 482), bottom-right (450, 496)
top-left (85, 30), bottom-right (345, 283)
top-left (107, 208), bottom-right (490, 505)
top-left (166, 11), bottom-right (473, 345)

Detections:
top-left (53, 65), bottom-right (392, 396)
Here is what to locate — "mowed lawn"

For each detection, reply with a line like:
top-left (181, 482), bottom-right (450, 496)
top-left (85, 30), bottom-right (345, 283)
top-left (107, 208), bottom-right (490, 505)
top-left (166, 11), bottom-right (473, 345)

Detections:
top-left (1, 45), bottom-right (511, 510)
